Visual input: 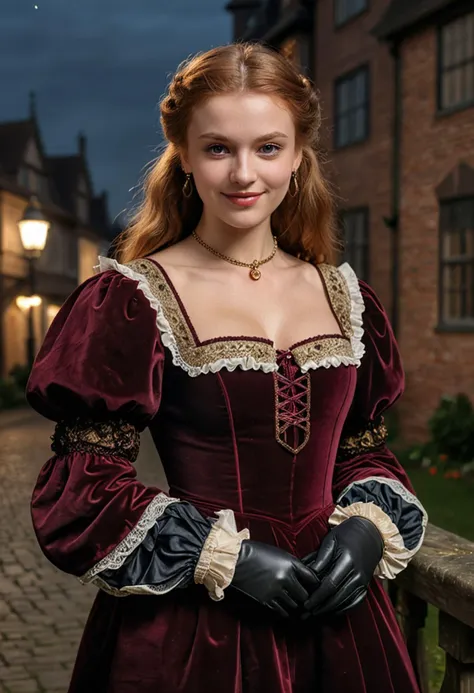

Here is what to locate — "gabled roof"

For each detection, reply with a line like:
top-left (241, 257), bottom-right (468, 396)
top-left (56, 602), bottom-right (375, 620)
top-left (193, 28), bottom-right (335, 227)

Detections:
top-left (373, 0), bottom-right (461, 40)
top-left (46, 155), bottom-right (83, 214)
top-left (0, 119), bottom-right (36, 175)
top-left (91, 191), bottom-right (112, 235)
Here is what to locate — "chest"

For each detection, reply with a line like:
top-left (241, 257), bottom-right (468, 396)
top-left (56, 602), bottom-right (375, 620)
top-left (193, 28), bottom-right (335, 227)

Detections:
top-left (157, 264), bottom-right (342, 352)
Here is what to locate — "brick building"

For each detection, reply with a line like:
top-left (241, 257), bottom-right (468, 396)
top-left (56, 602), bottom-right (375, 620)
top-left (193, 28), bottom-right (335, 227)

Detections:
top-left (0, 95), bottom-right (114, 378)
top-left (226, 0), bottom-right (474, 441)
top-left (375, 1), bottom-right (474, 440)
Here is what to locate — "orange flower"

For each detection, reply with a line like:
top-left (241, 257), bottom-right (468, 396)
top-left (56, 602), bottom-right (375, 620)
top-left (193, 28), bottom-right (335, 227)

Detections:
top-left (451, 470), bottom-right (462, 479)
top-left (428, 466), bottom-right (438, 475)
top-left (439, 454), bottom-right (448, 463)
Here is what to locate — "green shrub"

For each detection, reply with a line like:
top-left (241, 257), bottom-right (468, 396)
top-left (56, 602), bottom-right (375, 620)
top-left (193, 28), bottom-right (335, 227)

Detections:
top-left (9, 363), bottom-right (31, 392)
top-left (0, 377), bottom-right (24, 410)
top-left (428, 394), bottom-right (474, 464)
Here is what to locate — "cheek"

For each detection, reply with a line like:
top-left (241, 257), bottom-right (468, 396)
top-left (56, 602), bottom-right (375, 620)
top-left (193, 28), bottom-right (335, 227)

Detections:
top-left (262, 162), bottom-right (293, 190)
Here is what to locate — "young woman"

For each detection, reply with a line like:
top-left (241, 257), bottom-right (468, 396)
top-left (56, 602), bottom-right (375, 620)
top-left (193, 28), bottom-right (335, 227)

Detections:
top-left (27, 42), bottom-right (427, 693)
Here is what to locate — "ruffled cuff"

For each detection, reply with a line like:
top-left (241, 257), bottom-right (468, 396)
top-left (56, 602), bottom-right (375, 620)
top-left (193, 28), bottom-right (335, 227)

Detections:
top-left (328, 501), bottom-right (417, 580)
top-left (194, 509), bottom-right (250, 602)
top-left (87, 498), bottom-right (214, 597)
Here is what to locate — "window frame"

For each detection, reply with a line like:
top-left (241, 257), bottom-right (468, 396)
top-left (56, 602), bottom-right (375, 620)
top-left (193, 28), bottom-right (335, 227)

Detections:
top-left (437, 196), bottom-right (474, 332)
top-left (334, 64), bottom-right (370, 150)
top-left (334, 0), bottom-right (369, 29)
top-left (436, 10), bottom-right (474, 115)
top-left (340, 207), bottom-right (370, 281)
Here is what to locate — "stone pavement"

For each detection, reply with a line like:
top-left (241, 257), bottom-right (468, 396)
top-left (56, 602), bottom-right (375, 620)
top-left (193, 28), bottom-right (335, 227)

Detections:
top-left (0, 408), bottom-right (167, 693)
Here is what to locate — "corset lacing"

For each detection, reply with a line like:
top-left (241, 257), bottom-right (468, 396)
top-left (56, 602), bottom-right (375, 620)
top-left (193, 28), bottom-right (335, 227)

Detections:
top-left (274, 350), bottom-right (311, 455)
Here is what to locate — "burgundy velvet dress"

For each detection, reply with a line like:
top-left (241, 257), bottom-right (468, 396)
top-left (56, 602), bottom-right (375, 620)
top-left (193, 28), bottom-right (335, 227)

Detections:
top-left (27, 256), bottom-right (427, 693)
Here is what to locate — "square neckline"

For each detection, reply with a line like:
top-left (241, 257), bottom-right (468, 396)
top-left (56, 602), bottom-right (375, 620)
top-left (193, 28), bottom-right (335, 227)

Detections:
top-left (145, 255), bottom-right (348, 354)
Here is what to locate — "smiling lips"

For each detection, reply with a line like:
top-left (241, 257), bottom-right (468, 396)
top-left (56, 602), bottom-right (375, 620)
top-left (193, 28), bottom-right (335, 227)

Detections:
top-left (223, 192), bottom-right (264, 207)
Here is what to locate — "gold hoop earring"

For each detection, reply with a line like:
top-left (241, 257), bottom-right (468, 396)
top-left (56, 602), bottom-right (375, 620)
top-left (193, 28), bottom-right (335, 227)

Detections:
top-left (182, 173), bottom-right (193, 198)
top-left (289, 170), bottom-right (299, 198)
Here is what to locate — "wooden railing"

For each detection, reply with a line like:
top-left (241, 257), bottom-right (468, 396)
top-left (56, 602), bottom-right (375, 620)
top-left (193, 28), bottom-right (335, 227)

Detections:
top-left (390, 524), bottom-right (474, 693)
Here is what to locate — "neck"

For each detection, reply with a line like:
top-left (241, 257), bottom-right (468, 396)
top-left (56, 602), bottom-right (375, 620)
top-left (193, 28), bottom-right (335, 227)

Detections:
top-left (193, 211), bottom-right (275, 264)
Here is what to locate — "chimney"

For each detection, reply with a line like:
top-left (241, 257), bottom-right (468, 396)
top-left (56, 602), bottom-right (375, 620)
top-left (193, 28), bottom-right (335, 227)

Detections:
top-left (29, 90), bottom-right (37, 121)
top-left (78, 131), bottom-right (87, 158)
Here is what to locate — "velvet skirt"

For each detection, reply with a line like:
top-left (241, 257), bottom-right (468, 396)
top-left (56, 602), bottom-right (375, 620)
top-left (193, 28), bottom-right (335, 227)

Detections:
top-left (68, 500), bottom-right (420, 693)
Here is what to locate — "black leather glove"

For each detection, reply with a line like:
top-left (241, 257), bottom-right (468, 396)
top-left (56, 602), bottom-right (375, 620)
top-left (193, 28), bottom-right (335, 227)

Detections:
top-left (301, 516), bottom-right (384, 618)
top-left (231, 540), bottom-right (320, 618)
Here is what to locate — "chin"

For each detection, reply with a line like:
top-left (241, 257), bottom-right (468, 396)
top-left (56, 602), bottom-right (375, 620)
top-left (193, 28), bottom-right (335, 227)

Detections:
top-left (219, 213), bottom-right (270, 230)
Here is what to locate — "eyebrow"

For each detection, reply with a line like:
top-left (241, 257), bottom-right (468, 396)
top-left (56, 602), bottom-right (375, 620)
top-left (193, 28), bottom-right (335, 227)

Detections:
top-left (198, 131), bottom-right (289, 141)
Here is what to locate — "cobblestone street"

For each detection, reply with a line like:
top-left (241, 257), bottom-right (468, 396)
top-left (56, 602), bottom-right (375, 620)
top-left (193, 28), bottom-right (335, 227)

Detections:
top-left (0, 408), bottom-right (167, 693)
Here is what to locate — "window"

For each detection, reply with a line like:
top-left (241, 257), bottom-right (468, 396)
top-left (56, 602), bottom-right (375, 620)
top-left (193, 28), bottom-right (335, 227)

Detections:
top-left (341, 208), bottom-right (369, 280)
top-left (334, 66), bottom-right (369, 148)
top-left (439, 198), bottom-right (474, 326)
top-left (438, 12), bottom-right (474, 112)
top-left (335, 0), bottom-right (367, 27)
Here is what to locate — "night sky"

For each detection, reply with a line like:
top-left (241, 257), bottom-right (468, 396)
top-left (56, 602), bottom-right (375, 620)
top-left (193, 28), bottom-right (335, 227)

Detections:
top-left (0, 0), bottom-right (231, 222)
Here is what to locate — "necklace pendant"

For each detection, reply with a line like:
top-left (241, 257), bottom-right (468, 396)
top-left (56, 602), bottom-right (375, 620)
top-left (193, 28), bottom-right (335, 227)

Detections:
top-left (249, 266), bottom-right (261, 280)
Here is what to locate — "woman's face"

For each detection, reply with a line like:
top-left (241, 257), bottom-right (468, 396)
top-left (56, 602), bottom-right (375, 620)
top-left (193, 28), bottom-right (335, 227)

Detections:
top-left (182, 91), bottom-right (302, 230)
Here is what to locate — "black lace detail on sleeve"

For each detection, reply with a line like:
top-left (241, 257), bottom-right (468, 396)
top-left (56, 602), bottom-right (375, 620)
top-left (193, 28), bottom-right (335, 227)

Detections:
top-left (51, 417), bottom-right (140, 462)
top-left (337, 417), bottom-right (388, 461)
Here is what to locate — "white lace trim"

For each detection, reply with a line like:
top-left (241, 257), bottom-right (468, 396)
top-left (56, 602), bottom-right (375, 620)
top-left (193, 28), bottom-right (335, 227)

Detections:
top-left (97, 256), bottom-right (366, 376)
top-left (98, 256), bottom-right (277, 377)
top-left (89, 574), bottom-right (189, 598)
top-left (300, 354), bottom-right (361, 373)
top-left (337, 262), bottom-right (366, 367)
top-left (336, 475), bottom-right (429, 526)
top-left (79, 492), bottom-right (181, 585)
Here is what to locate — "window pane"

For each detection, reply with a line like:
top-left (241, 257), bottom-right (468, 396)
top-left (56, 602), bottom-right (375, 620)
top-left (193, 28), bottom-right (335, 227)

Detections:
top-left (467, 263), bottom-right (474, 317)
top-left (337, 115), bottom-right (349, 148)
top-left (440, 13), bottom-right (474, 110)
top-left (335, 68), bottom-right (369, 146)
top-left (440, 199), bottom-right (474, 322)
top-left (464, 60), bottom-right (474, 101)
top-left (354, 70), bottom-right (366, 105)
top-left (442, 24), bottom-right (454, 68)
top-left (467, 13), bottom-right (474, 59)
top-left (353, 106), bottom-right (366, 141)
top-left (338, 81), bottom-right (349, 113)
top-left (335, 0), bottom-right (366, 25)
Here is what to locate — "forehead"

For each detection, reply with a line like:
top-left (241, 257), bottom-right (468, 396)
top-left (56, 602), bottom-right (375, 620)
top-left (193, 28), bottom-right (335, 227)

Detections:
top-left (188, 91), bottom-right (295, 141)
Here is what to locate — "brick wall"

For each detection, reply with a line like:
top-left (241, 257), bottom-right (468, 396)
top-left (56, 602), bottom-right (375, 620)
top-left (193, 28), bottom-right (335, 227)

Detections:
top-left (314, 0), bottom-right (394, 313)
top-left (398, 26), bottom-right (474, 441)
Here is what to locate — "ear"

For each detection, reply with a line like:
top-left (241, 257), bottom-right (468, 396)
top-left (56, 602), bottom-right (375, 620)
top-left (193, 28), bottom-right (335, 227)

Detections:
top-left (178, 147), bottom-right (191, 174)
top-left (293, 147), bottom-right (303, 173)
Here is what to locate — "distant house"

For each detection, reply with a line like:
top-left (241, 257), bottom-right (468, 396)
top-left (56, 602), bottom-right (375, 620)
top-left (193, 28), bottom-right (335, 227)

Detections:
top-left (226, 0), bottom-right (474, 441)
top-left (0, 96), bottom-right (113, 378)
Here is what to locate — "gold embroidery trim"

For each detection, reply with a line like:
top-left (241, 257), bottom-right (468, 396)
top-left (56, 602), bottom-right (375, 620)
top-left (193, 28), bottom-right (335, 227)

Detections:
top-left (124, 259), bottom-right (356, 373)
top-left (126, 259), bottom-right (276, 370)
top-left (292, 336), bottom-right (353, 370)
top-left (337, 418), bottom-right (388, 460)
top-left (317, 264), bottom-right (353, 339)
top-left (51, 418), bottom-right (141, 463)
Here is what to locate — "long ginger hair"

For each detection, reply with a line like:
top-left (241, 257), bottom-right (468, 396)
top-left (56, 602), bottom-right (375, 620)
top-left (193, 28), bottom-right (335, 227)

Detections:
top-left (116, 42), bottom-right (339, 265)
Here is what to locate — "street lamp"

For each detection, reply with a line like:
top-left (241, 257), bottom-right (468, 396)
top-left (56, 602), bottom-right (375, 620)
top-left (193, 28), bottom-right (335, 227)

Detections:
top-left (17, 196), bottom-right (50, 367)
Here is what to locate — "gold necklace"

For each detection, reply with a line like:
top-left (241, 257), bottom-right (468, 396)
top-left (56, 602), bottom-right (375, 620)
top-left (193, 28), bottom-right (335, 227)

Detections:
top-left (191, 230), bottom-right (278, 281)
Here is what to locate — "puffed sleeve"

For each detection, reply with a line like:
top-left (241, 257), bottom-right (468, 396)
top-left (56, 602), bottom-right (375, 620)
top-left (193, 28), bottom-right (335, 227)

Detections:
top-left (27, 265), bottom-right (248, 601)
top-left (330, 277), bottom-right (428, 580)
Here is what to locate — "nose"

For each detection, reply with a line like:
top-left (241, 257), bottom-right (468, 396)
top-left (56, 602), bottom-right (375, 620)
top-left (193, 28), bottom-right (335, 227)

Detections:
top-left (229, 152), bottom-right (257, 187)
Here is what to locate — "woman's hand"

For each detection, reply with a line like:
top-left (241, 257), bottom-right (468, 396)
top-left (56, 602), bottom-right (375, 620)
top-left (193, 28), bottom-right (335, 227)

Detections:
top-left (231, 540), bottom-right (320, 618)
top-left (301, 516), bottom-right (384, 618)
